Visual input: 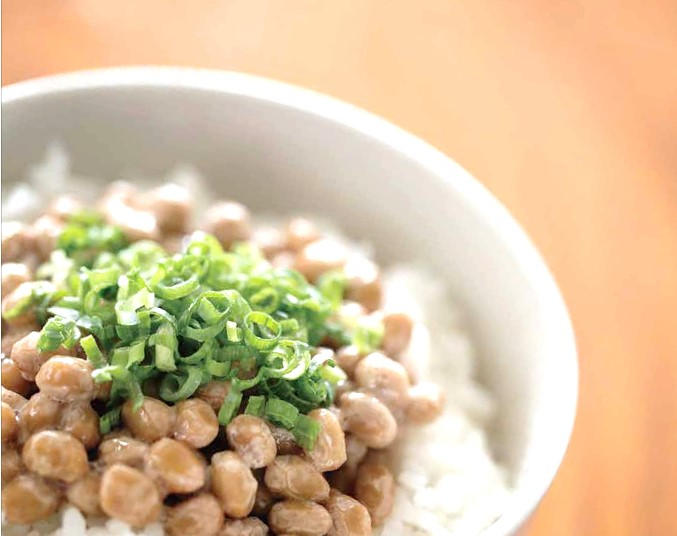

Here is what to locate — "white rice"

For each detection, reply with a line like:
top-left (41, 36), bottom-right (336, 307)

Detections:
top-left (1, 508), bottom-right (164, 536)
top-left (2, 147), bottom-right (509, 535)
top-left (376, 268), bottom-right (509, 535)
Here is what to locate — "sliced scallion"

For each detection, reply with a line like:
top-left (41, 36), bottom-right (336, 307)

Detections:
top-left (159, 366), bottom-right (203, 402)
top-left (99, 405), bottom-right (122, 435)
top-left (80, 335), bottom-right (107, 369)
top-left (37, 316), bottom-right (80, 351)
top-left (218, 389), bottom-right (243, 425)
top-left (244, 395), bottom-right (266, 417)
top-left (265, 398), bottom-right (299, 429)
top-left (292, 414), bottom-right (321, 450)
top-left (243, 311), bottom-right (281, 350)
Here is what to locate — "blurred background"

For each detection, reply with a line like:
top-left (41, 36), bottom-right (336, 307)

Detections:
top-left (2, 1), bottom-right (676, 534)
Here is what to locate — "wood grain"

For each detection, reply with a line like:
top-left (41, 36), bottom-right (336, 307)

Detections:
top-left (3, 2), bottom-right (676, 534)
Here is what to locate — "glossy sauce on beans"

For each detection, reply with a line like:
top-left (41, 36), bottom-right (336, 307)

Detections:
top-left (211, 450), bottom-right (257, 518)
top-left (269, 499), bottom-right (333, 536)
top-left (11, 331), bottom-right (74, 381)
top-left (2, 401), bottom-right (19, 442)
top-left (17, 393), bottom-right (61, 443)
top-left (1, 357), bottom-right (33, 396)
top-left (144, 438), bottom-right (206, 494)
top-left (1, 448), bottom-right (22, 484)
top-left (173, 398), bottom-right (219, 448)
top-left (252, 483), bottom-right (275, 517)
top-left (354, 460), bottom-right (395, 527)
top-left (305, 408), bottom-right (347, 472)
top-left (226, 414), bottom-right (277, 468)
top-left (35, 356), bottom-right (94, 402)
top-left (344, 256), bottom-right (382, 312)
top-left (334, 345), bottom-right (363, 378)
top-left (165, 493), bottom-right (224, 536)
top-left (269, 423), bottom-right (302, 455)
top-left (99, 435), bottom-right (149, 468)
top-left (294, 238), bottom-right (347, 282)
top-left (381, 312), bottom-right (413, 357)
top-left (2, 474), bottom-right (61, 524)
top-left (406, 381), bottom-right (445, 424)
top-left (121, 396), bottom-right (175, 442)
top-left (196, 380), bottom-right (231, 411)
top-left (221, 517), bottom-right (269, 536)
top-left (59, 402), bottom-right (101, 449)
top-left (99, 463), bottom-right (162, 527)
top-left (339, 392), bottom-right (398, 449)
top-left (264, 454), bottom-right (330, 501)
top-left (66, 472), bottom-right (103, 516)
top-left (285, 218), bottom-right (320, 251)
top-left (354, 352), bottom-right (411, 412)
top-left (22, 430), bottom-right (89, 483)
top-left (2, 388), bottom-right (28, 411)
top-left (327, 488), bottom-right (373, 536)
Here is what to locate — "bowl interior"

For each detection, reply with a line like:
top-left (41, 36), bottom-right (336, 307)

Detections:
top-left (1, 69), bottom-right (577, 534)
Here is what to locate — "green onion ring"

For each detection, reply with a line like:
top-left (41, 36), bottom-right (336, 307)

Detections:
top-left (159, 366), bottom-right (203, 402)
top-left (243, 311), bottom-right (281, 351)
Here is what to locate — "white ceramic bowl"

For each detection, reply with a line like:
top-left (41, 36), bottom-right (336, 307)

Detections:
top-left (2, 67), bottom-right (577, 535)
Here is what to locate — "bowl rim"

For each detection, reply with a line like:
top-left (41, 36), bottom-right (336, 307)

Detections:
top-left (2, 66), bottom-right (578, 535)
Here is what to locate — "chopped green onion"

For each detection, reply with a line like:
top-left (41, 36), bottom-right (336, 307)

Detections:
top-left (154, 273), bottom-right (200, 300)
top-left (265, 398), bottom-right (299, 429)
top-left (57, 212), bottom-right (127, 267)
top-left (176, 339), bottom-right (216, 365)
top-left (310, 352), bottom-right (347, 384)
top-left (86, 266), bottom-right (121, 292)
top-left (244, 395), bottom-right (266, 417)
top-left (185, 231), bottom-right (223, 256)
top-left (226, 321), bottom-right (241, 342)
top-left (218, 389), bottom-right (243, 425)
top-left (293, 414), bottom-right (321, 450)
top-left (220, 345), bottom-right (251, 362)
top-left (91, 365), bottom-right (143, 410)
top-left (159, 366), bottom-right (203, 402)
top-left (117, 240), bottom-right (167, 271)
top-left (243, 311), bottom-right (281, 350)
top-left (279, 318), bottom-right (300, 335)
top-left (127, 340), bottom-right (146, 367)
top-left (293, 375), bottom-right (330, 406)
top-left (205, 350), bottom-right (231, 378)
top-left (99, 406), bottom-right (122, 435)
top-left (183, 320), bottom-right (228, 342)
top-left (110, 340), bottom-right (145, 369)
top-left (263, 340), bottom-right (311, 380)
top-left (231, 368), bottom-right (265, 391)
top-left (135, 365), bottom-right (159, 383)
top-left (249, 287), bottom-right (280, 313)
top-left (152, 322), bottom-right (177, 371)
top-left (37, 316), bottom-right (80, 351)
top-left (196, 295), bottom-right (228, 324)
top-left (217, 290), bottom-right (252, 324)
top-left (318, 362), bottom-right (347, 384)
top-left (80, 335), bottom-right (107, 368)
top-left (317, 270), bottom-right (347, 308)
top-left (115, 288), bottom-right (155, 326)
top-left (353, 315), bottom-right (384, 354)
top-left (281, 346), bottom-right (311, 380)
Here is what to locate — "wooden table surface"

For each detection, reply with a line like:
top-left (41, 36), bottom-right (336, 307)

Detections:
top-left (3, 2), bottom-right (676, 534)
